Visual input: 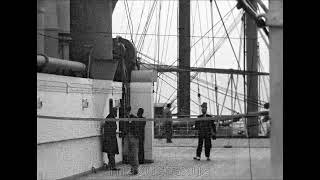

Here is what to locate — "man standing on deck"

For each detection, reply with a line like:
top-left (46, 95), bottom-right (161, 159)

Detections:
top-left (119, 105), bottom-right (136, 164)
top-left (163, 103), bottom-right (173, 143)
top-left (102, 107), bottom-right (120, 171)
top-left (193, 102), bottom-right (216, 161)
top-left (120, 106), bottom-right (140, 175)
top-left (136, 108), bottom-right (146, 164)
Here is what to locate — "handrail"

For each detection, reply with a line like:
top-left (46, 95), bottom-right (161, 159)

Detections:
top-left (37, 111), bottom-right (269, 122)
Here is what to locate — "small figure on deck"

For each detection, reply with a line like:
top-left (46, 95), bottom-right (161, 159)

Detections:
top-left (163, 103), bottom-right (173, 143)
top-left (101, 107), bottom-right (120, 171)
top-left (136, 108), bottom-right (146, 164)
top-left (193, 102), bottom-right (216, 161)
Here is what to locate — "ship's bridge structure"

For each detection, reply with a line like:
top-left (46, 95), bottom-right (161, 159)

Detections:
top-left (37, 0), bottom-right (282, 179)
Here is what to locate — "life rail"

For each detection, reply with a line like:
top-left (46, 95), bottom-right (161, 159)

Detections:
top-left (37, 111), bottom-right (269, 122)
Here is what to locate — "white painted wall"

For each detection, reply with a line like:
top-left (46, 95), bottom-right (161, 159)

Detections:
top-left (37, 118), bottom-right (100, 144)
top-left (37, 73), bottom-right (123, 180)
top-left (37, 137), bottom-right (102, 180)
top-left (37, 73), bottom-right (122, 117)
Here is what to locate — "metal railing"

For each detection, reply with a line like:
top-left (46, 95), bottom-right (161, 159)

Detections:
top-left (154, 120), bottom-right (269, 138)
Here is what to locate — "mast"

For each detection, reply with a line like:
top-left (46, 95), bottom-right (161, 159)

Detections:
top-left (177, 0), bottom-right (190, 117)
top-left (245, 0), bottom-right (259, 137)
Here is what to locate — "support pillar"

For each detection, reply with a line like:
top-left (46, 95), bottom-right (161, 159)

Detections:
top-left (177, 0), bottom-right (190, 117)
top-left (267, 0), bottom-right (283, 179)
top-left (245, 0), bottom-right (259, 137)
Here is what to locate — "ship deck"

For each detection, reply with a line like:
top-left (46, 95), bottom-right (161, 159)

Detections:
top-left (74, 138), bottom-right (273, 180)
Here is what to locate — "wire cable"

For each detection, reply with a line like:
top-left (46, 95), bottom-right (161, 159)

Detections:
top-left (134, 0), bottom-right (146, 44)
top-left (213, 0), bottom-right (241, 71)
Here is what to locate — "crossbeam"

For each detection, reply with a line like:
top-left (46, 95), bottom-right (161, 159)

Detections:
top-left (37, 111), bottom-right (269, 122)
top-left (140, 63), bottom-right (269, 76)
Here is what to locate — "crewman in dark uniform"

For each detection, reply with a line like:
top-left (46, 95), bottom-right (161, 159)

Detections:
top-left (119, 105), bottom-right (136, 164)
top-left (163, 103), bottom-right (173, 143)
top-left (102, 107), bottom-right (120, 170)
top-left (193, 102), bottom-right (216, 161)
top-left (120, 106), bottom-right (140, 175)
top-left (136, 108), bottom-right (146, 164)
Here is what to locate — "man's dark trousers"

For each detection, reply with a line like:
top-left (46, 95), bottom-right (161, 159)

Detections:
top-left (196, 133), bottom-right (212, 157)
top-left (165, 121), bottom-right (172, 142)
top-left (138, 136), bottom-right (144, 164)
top-left (107, 153), bottom-right (116, 168)
top-left (124, 133), bottom-right (139, 172)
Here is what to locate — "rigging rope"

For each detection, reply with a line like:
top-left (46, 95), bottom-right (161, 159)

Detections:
top-left (158, 1), bottom-right (175, 103)
top-left (140, 11), bottom-right (239, 106)
top-left (213, 0), bottom-right (241, 71)
top-left (257, 53), bottom-right (270, 101)
top-left (141, 58), bottom-right (240, 114)
top-left (163, 1), bottom-right (176, 70)
top-left (219, 74), bottom-right (232, 115)
top-left (210, 0), bottom-right (219, 116)
top-left (193, 12), bottom-right (242, 78)
top-left (156, 1), bottom-right (162, 103)
top-left (235, 16), bottom-right (244, 113)
top-left (192, 1), bottom-right (202, 114)
top-left (157, 7), bottom-right (238, 86)
top-left (196, 0), bottom-right (212, 114)
top-left (204, 0), bottom-right (216, 115)
top-left (231, 74), bottom-right (243, 113)
top-left (137, 0), bottom-right (158, 53)
top-left (134, 0), bottom-right (146, 44)
top-left (160, 0), bottom-right (171, 66)
top-left (191, 73), bottom-right (266, 107)
top-left (139, 56), bottom-right (268, 107)
top-left (159, 12), bottom-right (241, 106)
top-left (139, 10), bottom-right (254, 115)
top-left (227, 0), bottom-right (241, 36)
top-left (152, 69), bottom-right (199, 115)
top-left (159, 71), bottom-right (240, 114)
top-left (191, 5), bottom-right (237, 49)
top-left (141, 69), bottom-right (266, 109)
top-left (128, 0), bottom-right (135, 43)
top-left (137, 8), bottom-right (235, 76)
top-left (124, 0), bottom-right (134, 42)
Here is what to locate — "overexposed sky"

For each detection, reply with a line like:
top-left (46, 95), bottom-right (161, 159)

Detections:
top-left (112, 0), bottom-right (270, 115)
